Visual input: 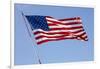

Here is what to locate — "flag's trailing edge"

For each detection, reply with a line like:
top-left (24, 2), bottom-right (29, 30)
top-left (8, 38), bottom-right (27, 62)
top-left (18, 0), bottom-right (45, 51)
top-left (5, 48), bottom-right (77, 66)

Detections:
top-left (25, 15), bottom-right (88, 45)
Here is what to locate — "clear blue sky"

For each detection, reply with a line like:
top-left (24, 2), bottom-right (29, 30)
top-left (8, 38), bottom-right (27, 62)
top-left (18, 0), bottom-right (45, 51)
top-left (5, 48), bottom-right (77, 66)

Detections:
top-left (14, 4), bottom-right (94, 65)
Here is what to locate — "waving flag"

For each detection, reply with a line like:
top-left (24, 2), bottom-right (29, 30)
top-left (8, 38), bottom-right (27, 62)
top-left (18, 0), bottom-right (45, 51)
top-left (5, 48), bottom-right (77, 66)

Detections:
top-left (25, 15), bottom-right (88, 45)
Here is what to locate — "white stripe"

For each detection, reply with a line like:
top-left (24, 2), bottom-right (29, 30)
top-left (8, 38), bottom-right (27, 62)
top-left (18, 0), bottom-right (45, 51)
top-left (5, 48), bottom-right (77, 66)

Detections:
top-left (82, 34), bottom-right (87, 37)
top-left (85, 38), bottom-right (88, 40)
top-left (47, 22), bottom-right (53, 24)
top-left (47, 20), bottom-right (82, 25)
top-left (49, 24), bottom-right (83, 28)
top-left (47, 20), bottom-right (82, 24)
top-left (61, 20), bottom-right (82, 23)
top-left (46, 17), bottom-right (82, 23)
top-left (47, 20), bottom-right (83, 28)
top-left (36, 36), bottom-right (73, 42)
top-left (46, 17), bottom-right (59, 22)
top-left (33, 28), bottom-right (83, 33)
top-left (34, 33), bottom-right (67, 38)
top-left (75, 31), bottom-right (85, 35)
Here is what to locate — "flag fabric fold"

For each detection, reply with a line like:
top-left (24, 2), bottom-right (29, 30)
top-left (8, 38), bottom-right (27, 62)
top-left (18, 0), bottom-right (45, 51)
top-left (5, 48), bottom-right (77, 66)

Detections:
top-left (25, 15), bottom-right (88, 45)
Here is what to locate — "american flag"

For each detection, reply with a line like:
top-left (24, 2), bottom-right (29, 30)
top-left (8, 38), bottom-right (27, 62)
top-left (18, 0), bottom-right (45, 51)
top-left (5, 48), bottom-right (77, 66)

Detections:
top-left (25, 15), bottom-right (88, 45)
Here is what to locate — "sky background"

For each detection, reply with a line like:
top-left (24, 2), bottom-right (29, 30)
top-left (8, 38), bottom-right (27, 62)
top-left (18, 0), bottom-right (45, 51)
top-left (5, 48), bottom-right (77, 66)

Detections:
top-left (14, 4), bottom-right (94, 65)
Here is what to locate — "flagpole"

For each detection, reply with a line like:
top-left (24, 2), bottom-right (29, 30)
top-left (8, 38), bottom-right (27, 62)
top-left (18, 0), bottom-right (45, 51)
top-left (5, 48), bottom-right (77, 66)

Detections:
top-left (21, 12), bottom-right (42, 64)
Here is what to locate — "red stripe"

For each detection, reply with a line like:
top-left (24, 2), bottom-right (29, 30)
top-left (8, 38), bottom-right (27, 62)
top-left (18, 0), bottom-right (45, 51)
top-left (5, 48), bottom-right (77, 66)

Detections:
top-left (50, 26), bottom-right (83, 30)
top-left (76, 36), bottom-right (87, 41)
top-left (79, 32), bottom-right (86, 36)
top-left (34, 29), bottom-right (84, 35)
top-left (36, 32), bottom-right (88, 44)
top-left (59, 17), bottom-right (81, 21)
top-left (83, 36), bottom-right (88, 40)
top-left (34, 31), bottom-right (70, 35)
top-left (48, 23), bottom-right (58, 26)
top-left (46, 16), bottom-right (81, 21)
top-left (82, 35), bottom-right (88, 38)
top-left (47, 20), bottom-right (81, 25)
top-left (64, 22), bottom-right (82, 25)
top-left (37, 37), bottom-right (76, 44)
top-left (73, 29), bottom-right (84, 34)
top-left (47, 20), bottom-right (61, 25)
top-left (35, 34), bottom-right (71, 40)
top-left (75, 32), bottom-right (88, 41)
top-left (76, 37), bottom-right (84, 40)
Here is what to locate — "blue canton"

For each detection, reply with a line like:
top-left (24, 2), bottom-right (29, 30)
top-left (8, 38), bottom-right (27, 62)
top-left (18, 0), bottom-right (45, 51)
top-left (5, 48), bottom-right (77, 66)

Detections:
top-left (26, 15), bottom-right (50, 31)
